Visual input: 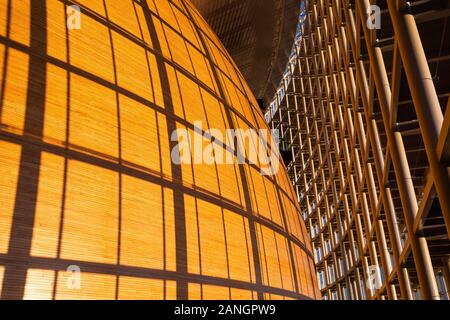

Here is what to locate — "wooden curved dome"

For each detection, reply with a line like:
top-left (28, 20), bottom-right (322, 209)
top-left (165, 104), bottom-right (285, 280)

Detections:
top-left (0, 0), bottom-right (319, 300)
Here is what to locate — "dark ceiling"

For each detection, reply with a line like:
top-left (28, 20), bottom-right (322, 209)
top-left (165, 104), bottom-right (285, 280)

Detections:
top-left (191, 0), bottom-right (301, 108)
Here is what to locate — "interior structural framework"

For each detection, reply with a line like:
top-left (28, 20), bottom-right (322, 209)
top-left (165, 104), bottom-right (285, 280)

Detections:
top-left (269, 0), bottom-right (450, 300)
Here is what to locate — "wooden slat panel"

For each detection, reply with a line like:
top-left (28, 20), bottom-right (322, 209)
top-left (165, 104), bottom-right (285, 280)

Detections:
top-left (0, 0), bottom-right (316, 300)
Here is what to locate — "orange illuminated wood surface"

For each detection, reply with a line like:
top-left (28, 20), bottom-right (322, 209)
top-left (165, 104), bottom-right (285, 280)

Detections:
top-left (0, 0), bottom-right (319, 300)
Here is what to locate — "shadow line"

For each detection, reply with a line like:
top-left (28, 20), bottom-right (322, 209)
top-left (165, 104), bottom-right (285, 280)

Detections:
top-left (0, 253), bottom-right (313, 300)
top-left (178, 0), bottom-right (265, 299)
top-left (52, 2), bottom-right (72, 300)
top-left (0, 0), bottom-right (48, 300)
top-left (0, 129), bottom-right (314, 260)
top-left (0, 0), bottom-right (11, 122)
top-left (140, 0), bottom-right (188, 300)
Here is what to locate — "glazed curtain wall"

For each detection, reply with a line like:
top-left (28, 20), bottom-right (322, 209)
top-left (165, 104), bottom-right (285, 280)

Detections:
top-left (0, 0), bottom-right (319, 300)
top-left (269, 0), bottom-right (450, 300)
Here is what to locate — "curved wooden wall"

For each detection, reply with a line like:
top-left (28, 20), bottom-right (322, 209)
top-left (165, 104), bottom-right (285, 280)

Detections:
top-left (0, 0), bottom-right (319, 300)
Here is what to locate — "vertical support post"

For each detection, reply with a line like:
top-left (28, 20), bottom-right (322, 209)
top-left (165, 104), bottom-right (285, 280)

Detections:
top-left (387, 1), bottom-right (450, 240)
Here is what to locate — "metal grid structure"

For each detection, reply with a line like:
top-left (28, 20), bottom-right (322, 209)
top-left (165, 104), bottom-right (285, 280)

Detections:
top-left (269, 0), bottom-right (450, 300)
top-left (265, 2), bottom-right (307, 124)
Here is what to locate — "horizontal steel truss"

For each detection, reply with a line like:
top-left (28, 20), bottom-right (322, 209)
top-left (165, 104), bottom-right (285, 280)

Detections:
top-left (270, 0), bottom-right (450, 300)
